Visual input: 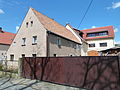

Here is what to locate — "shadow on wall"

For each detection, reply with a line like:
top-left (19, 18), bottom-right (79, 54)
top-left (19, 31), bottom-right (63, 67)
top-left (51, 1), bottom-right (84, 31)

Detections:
top-left (21, 56), bottom-right (120, 90)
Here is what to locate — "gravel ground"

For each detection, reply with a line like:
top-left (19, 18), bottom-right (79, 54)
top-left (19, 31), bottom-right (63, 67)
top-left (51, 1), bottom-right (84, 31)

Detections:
top-left (0, 77), bottom-right (87, 90)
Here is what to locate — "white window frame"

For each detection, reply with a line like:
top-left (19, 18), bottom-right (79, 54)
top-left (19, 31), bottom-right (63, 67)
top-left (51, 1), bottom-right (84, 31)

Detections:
top-left (22, 38), bottom-right (26, 46)
top-left (32, 36), bottom-right (37, 45)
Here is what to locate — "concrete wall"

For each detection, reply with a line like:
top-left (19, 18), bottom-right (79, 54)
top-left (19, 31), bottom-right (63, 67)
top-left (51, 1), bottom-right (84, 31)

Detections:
top-left (87, 38), bottom-right (114, 51)
top-left (81, 42), bottom-right (88, 56)
top-left (48, 34), bottom-right (81, 56)
top-left (0, 44), bottom-right (9, 60)
top-left (7, 8), bottom-right (47, 60)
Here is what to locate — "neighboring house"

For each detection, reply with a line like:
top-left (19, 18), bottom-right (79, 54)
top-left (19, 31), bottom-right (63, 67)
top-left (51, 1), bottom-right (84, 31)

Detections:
top-left (0, 27), bottom-right (15, 61)
top-left (7, 8), bottom-right (83, 61)
top-left (65, 24), bottom-right (88, 56)
top-left (80, 26), bottom-right (115, 52)
top-left (100, 47), bottom-right (120, 56)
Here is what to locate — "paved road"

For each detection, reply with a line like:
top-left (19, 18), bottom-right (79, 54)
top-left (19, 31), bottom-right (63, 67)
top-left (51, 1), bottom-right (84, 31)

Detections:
top-left (0, 77), bottom-right (86, 90)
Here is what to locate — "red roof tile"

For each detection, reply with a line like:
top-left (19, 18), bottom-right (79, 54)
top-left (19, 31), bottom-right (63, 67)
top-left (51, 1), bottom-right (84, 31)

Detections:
top-left (0, 31), bottom-right (16, 45)
top-left (80, 26), bottom-right (114, 40)
top-left (32, 8), bottom-right (80, 43)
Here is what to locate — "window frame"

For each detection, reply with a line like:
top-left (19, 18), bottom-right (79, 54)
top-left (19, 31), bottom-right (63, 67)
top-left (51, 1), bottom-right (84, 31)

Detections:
top-left (32, 36), bottom-right (37, 45)
top-left (87, 31), bottom-right (108, 37)
top-left (22, 54), bottom-right (25, 58)
top-left (57, 37), bottom-right (61, 47)
top-left (100, 42), bottom-right (107, 47)
top-left (10, 54), bottom-right (14, 61)
top-left (89, 43), bottom-right (95, 47)
top-left (32, 54), bottom-right (36, 58)
top-left (22, 38), bottom-right (26, 46)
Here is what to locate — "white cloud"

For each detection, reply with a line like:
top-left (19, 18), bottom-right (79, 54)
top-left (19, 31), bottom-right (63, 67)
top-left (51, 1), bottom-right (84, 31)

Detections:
top-left (91, 26), bottom-right (96, 28)
top-left (16, 26), bottom-right (19, 32)
top-left (114, 28), bottom-right (119, 32)
top-left (0, 9), bottom-right (4, 14)
top-left (114, 41), bottom-right (120, 44)
top-left (107, 2), bottom-right (120, 9)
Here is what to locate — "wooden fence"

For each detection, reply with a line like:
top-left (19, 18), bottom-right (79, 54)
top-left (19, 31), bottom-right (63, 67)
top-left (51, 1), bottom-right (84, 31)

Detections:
top-left (21, 56), bottom-right (120, 90)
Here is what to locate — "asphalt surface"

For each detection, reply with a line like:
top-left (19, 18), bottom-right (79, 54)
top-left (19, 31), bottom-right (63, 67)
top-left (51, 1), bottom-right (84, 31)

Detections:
top-left (0, 77), bottom-right (86, 90)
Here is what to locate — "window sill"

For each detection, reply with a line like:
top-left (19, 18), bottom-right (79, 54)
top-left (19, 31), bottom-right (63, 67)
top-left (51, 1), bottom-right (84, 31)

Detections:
top-left (100, 46), bottom-right (107, 47)
top-left (58, 45), bottom-right (61, 48)
top-left (32, 43), bottom-right (37, 45)
top-left (21, 45), bottom-right (26, 46)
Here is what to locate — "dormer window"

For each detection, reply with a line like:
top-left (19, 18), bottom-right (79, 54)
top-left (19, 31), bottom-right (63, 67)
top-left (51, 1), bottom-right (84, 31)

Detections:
top-left (31, 21), bottom-right (33, 27)
top-left (26, 22), bottom-right (28, 28)
top-left (87, 31), bottom-right (108, 37)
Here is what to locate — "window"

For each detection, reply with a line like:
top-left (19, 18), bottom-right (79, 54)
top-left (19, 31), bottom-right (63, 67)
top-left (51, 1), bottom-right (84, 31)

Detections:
top-left (10, 54), bottom-right (14, 61)
top-left (100, 43), bottom-right (107, 47)
top-left (32, 54), bottom-right (36, 58)
top-left (57, 37), bottom-right (61, 46)
top-left (26, 22), bottom-right (28, 28)
top-left (22, 54), bottom-right (25, 58)
top-left (32, 36), bottom-right (37, 45)
top-left (31, 21), bottom-right (33, 27)
top-left (76, 44), bottom-right (81, 50)
top-left (22, 38), bottom-right (26, 46)
top-left (87, 31), bottom-right (108, 37)
top-left (1, 53), bottom-right (3, 55)
top-left (70, 43), bottom-right (74, 48)
top-left (53, 54), bottom-right (57, 57)
top-left (74, 44), bottom-right (76, 49)
top-left (89, 43), bottom-right (95, 47)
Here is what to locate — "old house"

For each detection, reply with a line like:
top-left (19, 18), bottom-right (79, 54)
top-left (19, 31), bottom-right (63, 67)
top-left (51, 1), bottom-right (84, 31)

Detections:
top-left (7, 8), bottom-right (87, 61)
top-left (0, 27), bottom-right (15, 60)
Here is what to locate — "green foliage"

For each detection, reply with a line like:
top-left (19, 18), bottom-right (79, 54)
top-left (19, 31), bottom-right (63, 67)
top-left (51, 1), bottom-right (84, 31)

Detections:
top-left (5, 69), bottom-right (18, 73)
top-left (0, 64), bottom-right (3, 71)
top-left (0, 64), bottom-right (18, 73)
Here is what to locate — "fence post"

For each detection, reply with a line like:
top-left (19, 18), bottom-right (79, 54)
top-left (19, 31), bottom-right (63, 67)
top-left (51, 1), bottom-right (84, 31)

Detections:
top-left (18, 58), bottom-right (23, 78)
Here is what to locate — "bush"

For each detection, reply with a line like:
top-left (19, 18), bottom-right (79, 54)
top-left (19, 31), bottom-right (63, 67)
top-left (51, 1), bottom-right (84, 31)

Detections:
top-left (5, 69), bottom-right (18, 73)
top-left (0, 64), bottom-right (3, 71)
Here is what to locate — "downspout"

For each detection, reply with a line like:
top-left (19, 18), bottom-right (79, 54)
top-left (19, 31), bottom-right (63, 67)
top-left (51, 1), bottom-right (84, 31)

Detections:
top-left (46, 31), bottom-right (50, 57)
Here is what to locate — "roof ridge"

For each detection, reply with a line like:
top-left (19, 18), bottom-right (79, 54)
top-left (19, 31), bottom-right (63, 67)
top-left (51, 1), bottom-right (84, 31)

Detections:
top-left (31, 8), bottom-right (80, 43)
top-left (32, 8), bottom-right (71, 31)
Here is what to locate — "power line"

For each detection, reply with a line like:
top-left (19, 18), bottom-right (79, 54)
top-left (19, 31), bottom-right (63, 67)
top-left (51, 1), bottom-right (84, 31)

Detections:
top-left (77, 0), bottom-right (94, 29)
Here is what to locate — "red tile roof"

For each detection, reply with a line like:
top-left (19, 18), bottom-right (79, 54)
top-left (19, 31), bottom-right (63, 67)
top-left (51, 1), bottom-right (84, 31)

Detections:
top-left (0, 30), bottom-right (16, 45)
top-left (32, 8), bottom-right (80, 44)
top-left (80, 26), bottom-right (114, 40)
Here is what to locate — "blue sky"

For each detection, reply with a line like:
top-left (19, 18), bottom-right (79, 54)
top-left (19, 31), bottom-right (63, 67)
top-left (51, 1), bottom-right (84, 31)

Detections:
top-left (0, 0), bottom-right (120, 43)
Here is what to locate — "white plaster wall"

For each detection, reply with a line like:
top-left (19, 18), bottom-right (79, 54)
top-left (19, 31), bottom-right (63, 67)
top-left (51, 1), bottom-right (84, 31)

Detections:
top-left (65, 25), bottom-right (82, 44)
top-left (87, 38), bottom-right (114, 51)
top-left (7, 8), bottom-right (47, 60)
